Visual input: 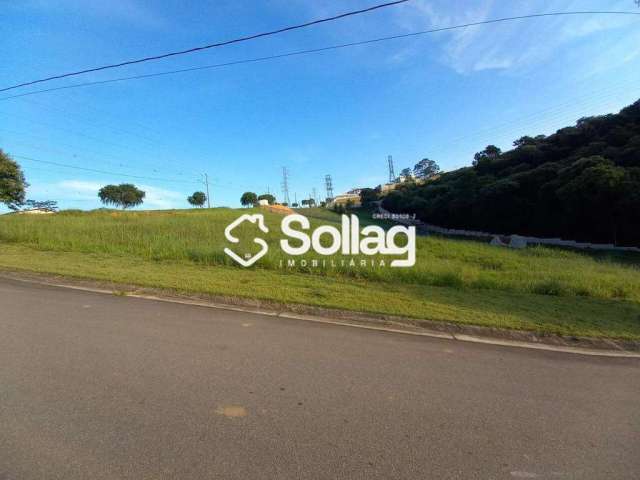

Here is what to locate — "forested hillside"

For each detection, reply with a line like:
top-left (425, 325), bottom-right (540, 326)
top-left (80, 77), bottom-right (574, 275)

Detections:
top-left (382, 99), bottom-right (640, 246)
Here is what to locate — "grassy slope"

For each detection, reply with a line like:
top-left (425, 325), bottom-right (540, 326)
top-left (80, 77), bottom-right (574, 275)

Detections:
top-left (0, 207), bottom-right (639, 339)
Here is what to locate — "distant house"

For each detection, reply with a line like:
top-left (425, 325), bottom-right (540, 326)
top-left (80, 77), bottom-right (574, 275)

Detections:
top-left (327, 192), bottom-right (361, 208)
top-left (378, 174), bottom-right (436, 195)
top-left (257, 199), bottom-right (269, 206)
top-left (398, 173), bottom-right (415, 183)
top-left (16, 208), bottom-right (55, 215)
top-left (378, 175), bottom-right (411, 194)
top-left (379, 183), bottom-right (398, 194)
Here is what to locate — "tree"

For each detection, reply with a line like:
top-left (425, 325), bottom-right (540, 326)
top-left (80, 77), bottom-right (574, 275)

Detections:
top-left (556, 157), bottom-right (627, 244)
top-left (187, 191), bottom-right (207, 208)
top-left (292, 202), bottom-right (299, 208)
top-left (98, 184), bottom-right (145, 209)
top-left (413, 158), bottom-right (440, 179)
top-left (513, 136), bottom-right (538, 148)
top-left (359, 188), bottom-right (379, 207)
top-left (399, 167), bottom-right (413, 179)
top-left (332, 203), bottom-right (345, 214)
top-left (0, 149), bottom-right (27, 210)
top-left (300, 199), bottom-right (308, 207)
top-left (257, 193), bottom-right (276, 205)
top-left (379, 98), bottom-right (640, 245)
top-left (472, 145), bottom-right (502, 174)
top-left (473, 145), bottom-right (502, 166)
top-left (240, 191), bottom-right (258, 207)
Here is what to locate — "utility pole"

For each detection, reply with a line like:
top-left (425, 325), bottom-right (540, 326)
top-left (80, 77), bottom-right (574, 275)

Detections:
top-left (387, 155), bottom-right (396, 183)
top-left (281, 167), bottom-right (291, 205)
top-left (324, 174), bottom-right (334, 202)
top-left (201, 173), bottom-right (211, 208)
top-left (312, 187), bottom-right (317, 206)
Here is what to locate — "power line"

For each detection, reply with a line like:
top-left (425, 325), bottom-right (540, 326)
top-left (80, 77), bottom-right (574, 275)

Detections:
top-left (12, 87), bottom-right (635, 195)
top-left (37, 89), bottom-right (170, 140)
top-left (0, 0), bottom-right (410, 93)
top-left (426, 82), bottom-right (639, 158)
top-left (3, 136), bottom-right (150, 175)
top-left (17, 89), bottom-right (630, 189)
top-left (2, 10), bottom-right (638, 101)
top-left (13, 154), bottom-right (200, 184)
top-left (1, 123), bottom-right (198, 179)
top-left (9, 96), bottom-right (218, 178)
top-left (16, 97), bottom-right (162, 149)
top-left (2, 109), bottom-right (161, 155)
top-left (8, 147), bottom-right (271, 193)
top-left (18, 160), bottom-right (237, 191)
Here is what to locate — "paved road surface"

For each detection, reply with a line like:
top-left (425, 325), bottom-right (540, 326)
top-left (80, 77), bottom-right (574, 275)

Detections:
top-left (1, 278), bottom-right (638, 479)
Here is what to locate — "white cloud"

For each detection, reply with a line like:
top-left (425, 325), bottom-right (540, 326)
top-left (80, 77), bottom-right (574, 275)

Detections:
top-left (471, 56), bottom-right (512, 72)
top-left (138, 184), bottom-right (185, 210)
top-left (387, 0), bottom-right (639, 76)
top-left (58, 180), bottom-right (103, 196)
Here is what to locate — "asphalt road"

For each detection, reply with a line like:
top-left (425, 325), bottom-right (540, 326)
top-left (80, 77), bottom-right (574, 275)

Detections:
top-left (1, 278), bottom-right (638, 480)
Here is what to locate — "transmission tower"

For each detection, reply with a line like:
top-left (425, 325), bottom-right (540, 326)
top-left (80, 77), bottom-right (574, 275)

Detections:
top-left (281, 167), bottom-right (291, 205)
top-left (387, 155), bottom-right (396, 183)
top-left (200, 173), bottom-right (211, 208)
top-left (324, 174), bottom-right (334, 201)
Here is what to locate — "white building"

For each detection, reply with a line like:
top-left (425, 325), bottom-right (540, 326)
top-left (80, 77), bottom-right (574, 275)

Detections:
top-left (16, 208), bottom-right (55, 215)
top-left (327, 192), bottom-right (361, 208)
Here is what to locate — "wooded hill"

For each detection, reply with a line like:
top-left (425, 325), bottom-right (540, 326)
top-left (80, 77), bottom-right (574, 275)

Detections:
top-left (382, 99), bottom-right (640, 246)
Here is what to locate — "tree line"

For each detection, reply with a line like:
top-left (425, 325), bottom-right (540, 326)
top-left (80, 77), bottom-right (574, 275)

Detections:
top-left (239, 191), bottom-right (320, 208)
top-left (381, 99), bottom-right (640, 246)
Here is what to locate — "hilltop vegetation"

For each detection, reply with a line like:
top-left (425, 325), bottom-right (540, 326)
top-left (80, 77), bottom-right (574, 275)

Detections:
top-left (0, 207), bottom-right (639, 339)
top-left (383, 99), bottom-right (640, 246)
top-left (0, 149), bottom-right (27, 210)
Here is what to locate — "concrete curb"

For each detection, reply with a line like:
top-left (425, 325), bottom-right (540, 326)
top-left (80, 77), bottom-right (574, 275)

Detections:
top-left (1, 271), bottom-right (639, 358)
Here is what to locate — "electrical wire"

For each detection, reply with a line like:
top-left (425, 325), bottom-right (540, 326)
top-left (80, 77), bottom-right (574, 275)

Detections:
top-left (13, 154), bottom-right (200, 184)
top-left (0, 0), bottom-right (410, 92)
top-left (1, 11), bottom-right (639, 101)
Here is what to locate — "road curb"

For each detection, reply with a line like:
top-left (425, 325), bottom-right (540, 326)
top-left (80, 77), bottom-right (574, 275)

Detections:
top-left (1, 271), bottom-right (639, 358)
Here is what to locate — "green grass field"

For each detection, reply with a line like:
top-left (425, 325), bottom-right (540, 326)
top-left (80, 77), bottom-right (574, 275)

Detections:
top-left (1, 207), bottom-right (639, 339)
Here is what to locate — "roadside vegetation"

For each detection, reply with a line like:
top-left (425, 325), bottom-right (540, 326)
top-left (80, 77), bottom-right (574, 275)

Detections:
top-left (0, 207), bottom-right (639, 339)
top-left (382, 99), bottom-right (640, 246)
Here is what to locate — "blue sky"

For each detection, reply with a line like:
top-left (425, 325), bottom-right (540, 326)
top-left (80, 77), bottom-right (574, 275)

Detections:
top-left (2, 0), bottom-right (640, 210)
